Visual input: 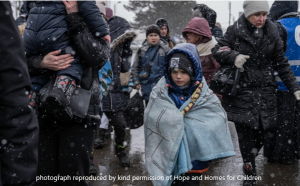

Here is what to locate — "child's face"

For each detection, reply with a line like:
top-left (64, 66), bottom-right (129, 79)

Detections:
top-left (171, 69), bottom-right (191, 87)
top-left (147, 33), bottom-right (160, 45)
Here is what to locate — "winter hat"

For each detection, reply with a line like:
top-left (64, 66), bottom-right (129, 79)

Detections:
top-left (168, 53), bottom-right (194, 78)
top-left (146, 24), bottom-right (161, 37)
top-left (268, 1), bottom-right (298, 21)
top-left (193, 4), bottom-right (217, 28)
top-left (243, 1), bottom-right (269, 18)
top-left (182, 17), bottom-right (212, 44)
top-left (155, 18), bottom-right (169, 33)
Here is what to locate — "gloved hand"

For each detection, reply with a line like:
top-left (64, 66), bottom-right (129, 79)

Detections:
top-left (234, 54), bottom-right (250, 69)
top-left (294, 91), bottom-right (300, 100)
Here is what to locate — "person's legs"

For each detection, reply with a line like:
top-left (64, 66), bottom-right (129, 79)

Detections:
top-left (34, 119), bottom-right (59, 186)
top-left (29, 71), bottom-right (53, 109)
top-left (46, 55), bottom-right (83, 122)
top-left (235, 124), bottom-right (262, 186)
top-left (105, 111), bottom-right (130, 167)
top-left (58, 122), bottom-right (97, 186)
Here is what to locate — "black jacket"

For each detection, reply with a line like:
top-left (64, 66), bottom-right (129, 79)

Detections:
top-left (193, 4), bottom-right (223, 40)
top-left (0, 2), bottom-right (38, 185)
top-left (27, 12), bottom-right (110, 121)
top-left (102, 16), bottom-right (136, 112)
top-left (212, 15), bottom-right (300, 130)
top-left (24, 1), bottom-right (108, 56)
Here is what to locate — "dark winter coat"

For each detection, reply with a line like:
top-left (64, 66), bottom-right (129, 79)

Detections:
top-left (0, 2), bottom-right (39, 185)
top-left (102, 16), bottom-right (136, 112)
top-left (211, 26), bottom-right (223, 41)
top-left (24, 1), bottom-right (108, 56)
top-left (193, 4), bottom-right (223, 40)
top-left (212, 14), bottom-right (300, 130)
top-left (27, 12), bottom-right (110, 120)
top-left (132, 39), bottom-right (170, 100)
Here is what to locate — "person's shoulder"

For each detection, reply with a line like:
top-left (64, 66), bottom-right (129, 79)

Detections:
top-left (159, 39), bottom-right (171, 53)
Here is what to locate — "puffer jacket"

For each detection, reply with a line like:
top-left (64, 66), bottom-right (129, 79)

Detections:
top-left (27, 12), bottom-right (110, 122)
top-left (24, 1), bottom-right (108, 56)
top-left (212, 14), bottom-right (300, 130)
top-left (102, 16), bottom-right (136, 112)
top-left (131, 39), bottom-right (170, 100)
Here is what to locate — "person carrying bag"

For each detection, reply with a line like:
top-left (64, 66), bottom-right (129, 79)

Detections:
top-left (209, 38), bottom-right (248, 96)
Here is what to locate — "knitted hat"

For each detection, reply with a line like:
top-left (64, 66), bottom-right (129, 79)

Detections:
top-left (146, 24), bottom-right (161, 37)
top-left (168, 53), bottom-right (194, 78)
top-left (155, 18), bottom-right (169, 33)
top-left (243, 1), bottom-right (269, 18)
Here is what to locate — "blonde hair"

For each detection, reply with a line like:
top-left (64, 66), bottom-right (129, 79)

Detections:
top-left (18, 23), bottom-right (26, 36)
top-left (167, 33), bottom-right (174, 49)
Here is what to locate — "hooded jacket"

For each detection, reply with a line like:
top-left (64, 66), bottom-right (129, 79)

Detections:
top-left (24, 1), bottom-right (108, 56)
top-left (182, 18), bottom-right (220, 85)
top-left (212, 14), bottom-right (300, 130)
top-left (102, 16), bottom-right (136, 112)
top-left (145, 43), bottom-right (235, 186)
top-left (131, 39), bottom-right (170, 100)
top-left (193, 4), bottom-right (223, 40)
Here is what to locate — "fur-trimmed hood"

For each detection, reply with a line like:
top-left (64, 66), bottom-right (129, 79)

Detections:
top-left (108, 16), bottom-right (137, 51)
top-left (110, 30), bottom-right (137, 51)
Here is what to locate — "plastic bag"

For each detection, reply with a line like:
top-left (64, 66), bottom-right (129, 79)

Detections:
top-left (124, 91), bottom-right (144, 129)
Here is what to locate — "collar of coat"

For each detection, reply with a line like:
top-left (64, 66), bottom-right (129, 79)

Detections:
top-left (234, 14), bottom-right (278, 51)
top-left (110, 30), bottom-right (137, 51)
top-left (278, 12), bottom-right (299, 20)
top-left (196, 36), bottom-right (218, 56)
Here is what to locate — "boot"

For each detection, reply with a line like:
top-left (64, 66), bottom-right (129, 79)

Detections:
top-left (29, 91), bottom-right (39, 110)
top-left (89, 154), bottom-right (97, 176)
top-left (94, 129), bottom-right (105, 149)
top-left (115, 143), bottom-right (130, 167)
top-left (103, 128), bottom-right (111, 139)
top-left (243, 162), bottom-right (256, 186)
top-left (46, 75), bottom-right (76, 121)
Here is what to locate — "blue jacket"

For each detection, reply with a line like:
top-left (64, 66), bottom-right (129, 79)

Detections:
top-left (275, 16), bottom-right (300, 91)
top-left (24, 1), bottom-right (108, 56)
top-left (131, 39), bottom-right (170, 100)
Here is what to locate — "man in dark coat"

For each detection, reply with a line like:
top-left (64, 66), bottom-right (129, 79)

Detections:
top-left (212, 1), bottom-right (300, 185)
top-left (101, 16), bottom-right (136, 167)
top-left (0, 2), bottom-right (39, 185)
top-left (266, 0), bottom-right (300, 165)
top-left (192, 4), bottom-right (223, 41)
top-left (26, 1), bottom-right (110, 185)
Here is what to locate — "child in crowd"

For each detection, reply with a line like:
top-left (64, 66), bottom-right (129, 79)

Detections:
top-left (24, 1), bottom-right (110, 121)
top-left (144, 43), bottom-right (235, 186)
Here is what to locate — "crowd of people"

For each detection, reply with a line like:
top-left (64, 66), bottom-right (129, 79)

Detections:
top-left (0, 1), bottom-right (300, 186)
